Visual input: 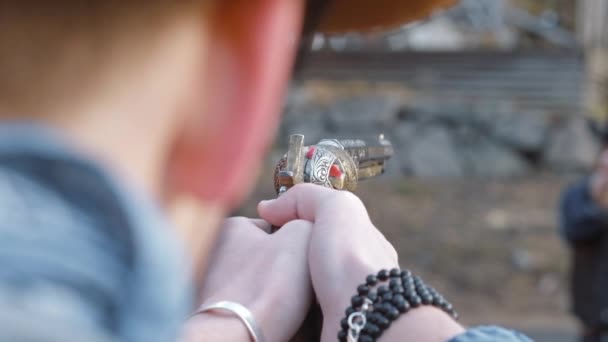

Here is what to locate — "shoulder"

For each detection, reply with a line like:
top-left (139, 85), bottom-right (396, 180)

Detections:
top-left (0, 164), bottom-right (133, 339)
top-left (0, 125), bottom-right (192, 340)
top-left (0, 163), bottom-right (133, 275)
top-left (561, 177), bottom-right (591, 205)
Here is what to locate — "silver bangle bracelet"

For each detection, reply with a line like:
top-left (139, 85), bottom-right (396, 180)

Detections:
top-left (194, 301), bottom-right (266, 342)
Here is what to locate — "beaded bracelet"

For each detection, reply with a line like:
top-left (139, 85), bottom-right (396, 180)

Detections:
top-left (338, 268), bottom-right (458, 342)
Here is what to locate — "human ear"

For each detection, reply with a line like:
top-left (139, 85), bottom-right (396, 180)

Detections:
top-left (167, 0), bottom-right (304, 209)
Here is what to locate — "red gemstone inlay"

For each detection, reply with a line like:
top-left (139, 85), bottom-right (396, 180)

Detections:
top-left (306, 147), bottom-right (316, 159)
top-left (330, 164), bottom-right (342, 178)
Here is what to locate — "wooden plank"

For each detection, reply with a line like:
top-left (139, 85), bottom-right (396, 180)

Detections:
top-left (300, 50), bottom-right (584, 115)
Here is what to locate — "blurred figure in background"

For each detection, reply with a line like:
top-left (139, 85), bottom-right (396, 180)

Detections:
top-left (561, 148), bottom-right (608, 342)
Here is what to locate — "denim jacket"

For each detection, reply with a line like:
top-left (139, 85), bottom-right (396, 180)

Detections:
top-left (0, 124), bottom-right (531, 341)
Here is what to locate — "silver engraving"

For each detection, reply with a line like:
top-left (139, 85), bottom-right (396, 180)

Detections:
top-left (318, 139), bottom-right (344, 149)
top-left (307, 147), bottom-right (336, 188)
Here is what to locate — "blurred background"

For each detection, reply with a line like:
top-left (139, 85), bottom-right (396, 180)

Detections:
top-left (239, 1), bottom-right (608, 340)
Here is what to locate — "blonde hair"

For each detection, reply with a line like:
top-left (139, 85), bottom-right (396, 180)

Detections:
top-left (0, 1), bottom-right (206, 115)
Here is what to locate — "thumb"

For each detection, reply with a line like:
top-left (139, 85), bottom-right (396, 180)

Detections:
top-left (257, 183), bottom-right (333, 226)
top-left (258, 183), bottom-right (370, 227)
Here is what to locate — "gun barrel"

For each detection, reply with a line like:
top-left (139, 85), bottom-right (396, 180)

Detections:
top-left (337, 136), bottom-right (394, 165)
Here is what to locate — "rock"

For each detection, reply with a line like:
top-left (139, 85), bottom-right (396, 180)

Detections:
top-left (512, 248), bottom-right (533, 271)
top-left (467, 101), bottom-right (550, 152)
top-left (463, 137), bottom-right (530, 177)
top-left (408, 125), bottom-right (464, 178)
top-left (381, 145), bottom-right (404, 178)
top-left (326, 95), bottom-right (401, 135)
top-left (283, 82), bottom-right (595, 178)
top-left (393, 121), bottom-right (421, 145)
top-left (392, 121), bottom-right (423, 175)
top-left (545, 118), bottom-right (600, 171)
top-left (450, 124), bottom-right (530, 177)
top-left (393, 120), bottom-right (529, 178)
top-left (490, 110), bottom-right (551, 152)
top-left (284, 84), bottom-right (313, 108)
top-left (538, 273), bottom-right (560, 296)
top-left (485, 209), bottom-right (510, 231)
top-left (408, 98), bottom-right (475, 125)
top-left (281, 104), bottom-right (328, 145)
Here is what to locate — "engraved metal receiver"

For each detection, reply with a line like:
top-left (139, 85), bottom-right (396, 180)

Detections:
top-left (274, 134), bottom-right (394, 195)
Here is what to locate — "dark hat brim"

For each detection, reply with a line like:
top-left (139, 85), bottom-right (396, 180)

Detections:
top-left (317, 0), bottom-right (457, 34)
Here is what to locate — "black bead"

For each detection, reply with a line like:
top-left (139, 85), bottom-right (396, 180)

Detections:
top-left (417, 290), bottom-right (430, 300)
top-left (345, 306), bottom-right (355, 316)
top-left (382, 292), bottom-right (393, 302)
top-left (338, 330), bottom-right (347, 341)
top-left (416, 284), bottom-right (427, 295)
top-left (369, 312), bottom-right (382, 324)
top-left (400, 269), bottom-right (412, 278)
top-left (376, 315), bottom-right (390, 329)
top-left (390, 268), bottom-right (401, 277)
top-left (421, 293), bottom-right (433, 305)
top-left (392, 294), bottom-right (406, 310)
top-left (435, 294), bottom-right (448, 305)
top-left (392, 285), bottom-right (405, 294)
top-left (368, 291), bottom-right (379, 303)
top-left (386, 305), bottom-right (400, 320)
top-left (410, 295), bottom-right (422, 307)
top-left (377, 285), bottom-right (389, 296)
top-left (375, 303), bottom-right (387, 314)
top-left (442, 302), bottom-right (454, 312)
top-left (360, 334), bottom-right (373, 342)
top-left (352, 295), bottom-right (364, 308)
top-left (404, 291), bottom-right (414, 300)
top-left (395, 297), bottom-right (410, 313)
top-left (340, 318), bottom-right (349, 330)
top-left (392, 294), bottom-right (405, 304)
top-left (383, 302), bottom-right (396, 314)
top-left (364, 322), bottom-right (381, 337)
top-left (377, 269), bottom-right (389, 281)
top-left (389, 278), bottom-right (401, 289)
top-left (358, 284), bottom-right (370, 296)
top-left (384, 301), bottom-right (399, 318)
top-left (366, 274), bottom-right (378, 286)
top-left (404, 285), bottom-right (416, 297)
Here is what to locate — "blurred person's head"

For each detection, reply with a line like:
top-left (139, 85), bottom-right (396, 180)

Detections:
top-left (0, 0), bottom-right (454, 269)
